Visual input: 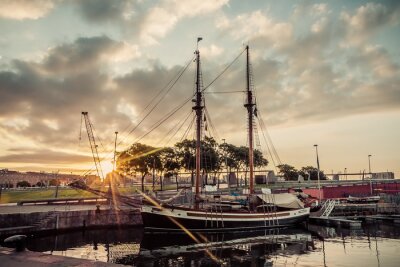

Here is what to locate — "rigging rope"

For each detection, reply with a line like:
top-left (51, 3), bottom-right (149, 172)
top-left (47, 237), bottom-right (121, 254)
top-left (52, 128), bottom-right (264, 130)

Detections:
top-left (201, 48), bottom-right (246, 93)
top-left (181, 114), bottom-right (195, 142)
top-left (132, 95), bottom-right (193, 144)
top-left (204, 91), bottom-right (245, 94)
top-left (160, 110), bottom-right (193, 147)
top-left (204, 107), bottom-right (220, 142)
top-left (79, 56), bottom-right (194, 177)
top-left (121, 56), bottom-right (195, 147)
top-left (257, 111), bottom-right (282, 166)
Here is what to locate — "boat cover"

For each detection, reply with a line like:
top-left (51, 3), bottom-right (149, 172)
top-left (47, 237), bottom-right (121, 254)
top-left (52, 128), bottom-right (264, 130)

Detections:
top-left (257, 193), bottom-right (305, 209)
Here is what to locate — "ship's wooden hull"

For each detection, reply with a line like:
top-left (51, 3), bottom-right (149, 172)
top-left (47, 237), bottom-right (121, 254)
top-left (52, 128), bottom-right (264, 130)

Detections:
top-left (141, 205), bottom-right (310, 232)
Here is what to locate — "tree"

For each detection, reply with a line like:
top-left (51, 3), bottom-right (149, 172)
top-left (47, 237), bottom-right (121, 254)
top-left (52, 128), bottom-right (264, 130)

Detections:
top-left (219, 142), bottom-right (239, 174)
top-left (175, 139), bottom-right (196, 185)
top-left (277, 164), bottom-right (299, 181)
top-left (175, 137), bottom-right (221, 186)
top-left (117, 143), bottom-right (161, 192)
top-left (157, 147), bottom-right (180, 190)
top-left (49, 179), bottom-right (60, 186)
top-left (36, 181), bottom-right (45, 187)
top-left (254, 149), bottom-right (269, 168)
top-left (200, 136), bottom-right (221, 184)
top-left (158, 147), bottom-right (180, 190)
top-left (299, 166), bottom-right (327, 181)
top-left (17, 181), bottom-right (31, 187)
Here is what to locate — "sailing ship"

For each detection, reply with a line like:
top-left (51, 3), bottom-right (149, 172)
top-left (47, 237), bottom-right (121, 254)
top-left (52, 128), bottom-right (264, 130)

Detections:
top-left (141, 42), bottom-right (310, 232)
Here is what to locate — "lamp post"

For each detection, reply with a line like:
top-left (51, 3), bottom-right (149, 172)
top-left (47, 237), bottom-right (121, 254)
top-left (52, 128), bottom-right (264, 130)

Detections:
top-left (368, 154), bottom-right (373, 195)
top-left (314, 144), bottom-right (322, 201)
top-left (344, 168), bottom-right (347, 181)
top-left (222, 139), bottom-right (228, 188)
top-left (368, 155), bottom-right (372, 174)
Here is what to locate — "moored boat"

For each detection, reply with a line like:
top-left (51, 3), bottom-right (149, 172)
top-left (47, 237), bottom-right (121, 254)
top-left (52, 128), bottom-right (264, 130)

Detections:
top-left (141, 40), bottom-right (310, 232)
top-left (347, 195), bottom-right (380, 203)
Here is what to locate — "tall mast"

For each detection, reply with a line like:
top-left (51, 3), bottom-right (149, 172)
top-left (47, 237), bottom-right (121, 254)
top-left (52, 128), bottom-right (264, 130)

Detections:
top-left (193, 38), bottom-right (203, 205)
top-left (244, 45), bottom-right (255, 194)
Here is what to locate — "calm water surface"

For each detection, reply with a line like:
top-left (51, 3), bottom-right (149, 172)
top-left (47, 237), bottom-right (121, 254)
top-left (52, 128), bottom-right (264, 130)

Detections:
top-left (27, 223), bottom-right (400, 266)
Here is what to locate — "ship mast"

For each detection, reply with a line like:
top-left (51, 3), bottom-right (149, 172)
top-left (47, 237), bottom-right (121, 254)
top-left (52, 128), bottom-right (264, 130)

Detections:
top-left (244, 45), bottom-right (255, 194)
top-left (193, 38), bottom-right (203, 206)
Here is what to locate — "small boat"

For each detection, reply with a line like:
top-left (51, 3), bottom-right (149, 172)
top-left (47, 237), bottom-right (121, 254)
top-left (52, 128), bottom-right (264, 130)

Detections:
top-left (347, 195), bottom-right (380, 203)
top-left (141, 41), bottom-right (310, 232)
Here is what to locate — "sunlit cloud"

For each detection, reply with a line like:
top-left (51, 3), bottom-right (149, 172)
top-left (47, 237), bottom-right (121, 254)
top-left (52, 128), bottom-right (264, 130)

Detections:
top-left (0, 0), bottom-right (56, 20)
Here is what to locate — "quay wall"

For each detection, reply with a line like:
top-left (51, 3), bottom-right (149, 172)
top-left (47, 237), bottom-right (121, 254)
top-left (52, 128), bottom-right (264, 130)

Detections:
top-left (0, 208), bottom-right (142, 237)
top-left (302, 181), bottom-right (400, 199)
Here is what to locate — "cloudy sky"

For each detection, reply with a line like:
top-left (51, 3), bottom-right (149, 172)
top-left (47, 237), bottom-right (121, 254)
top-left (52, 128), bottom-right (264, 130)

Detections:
top-left (0, 0), bottom-right (399, 178)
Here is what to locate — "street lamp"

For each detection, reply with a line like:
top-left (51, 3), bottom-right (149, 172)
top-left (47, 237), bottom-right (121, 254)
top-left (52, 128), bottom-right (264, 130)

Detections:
top-left (314, 144), bottom-right (322, 201)
top-left (222, 138), bottom-right (228, 188)
top-left (344, 168), bottom-right (347, 181)
top-left (368, 154), bottom-right (373, 195)
top-left (368, 155), bottom-right (372, 174)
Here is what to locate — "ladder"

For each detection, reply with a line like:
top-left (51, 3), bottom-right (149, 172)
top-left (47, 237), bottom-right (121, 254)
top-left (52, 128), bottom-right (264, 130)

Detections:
top-left (263, 194), bottom-right (279, 227)
top-left (321, 199), bottom-right (338, 217)
top-left (205, 196), bottom-right (224, 229)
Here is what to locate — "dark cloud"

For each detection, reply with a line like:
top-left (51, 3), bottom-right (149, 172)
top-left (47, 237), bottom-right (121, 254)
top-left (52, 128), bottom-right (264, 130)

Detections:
top-left (74, 0), bottom-right (133, 23)
top-left (0, 36), bottom-right (132, 150)
top-left (42, 36), bottom-right (121, 73)
top-left (0, 34), bottom-right (199, 162)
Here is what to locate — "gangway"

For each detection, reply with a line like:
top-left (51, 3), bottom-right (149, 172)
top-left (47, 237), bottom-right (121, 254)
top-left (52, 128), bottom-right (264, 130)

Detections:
top-left (320, 199), bottom-right (339, 217)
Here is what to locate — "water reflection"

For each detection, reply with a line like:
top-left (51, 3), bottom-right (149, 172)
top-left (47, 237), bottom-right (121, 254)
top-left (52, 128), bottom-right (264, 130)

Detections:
top-left (132, 228), bottom-right (314, 266)
top-left (27, 228), bottom-right (142, 263)
top-left (25, 223), bottom-right (400, 267)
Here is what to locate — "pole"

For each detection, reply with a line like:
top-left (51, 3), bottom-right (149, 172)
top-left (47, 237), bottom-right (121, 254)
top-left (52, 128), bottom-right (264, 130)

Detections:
top-left (113, 131), bottom-right (118, 186)
top-left (113, 132), bottom-right (118, 172)
top-left (152, 157), bottom-right (155, 191)
top-left (368, 155), bottom-right (372, 174)
top-left (54, 171), bottom-right (59, 198)
top-left (314, 144), bottom-right (322, 201)
top-left (222, 139), bottom-right (227, 187)
top-left (369, 155), bottom-right (373, 195)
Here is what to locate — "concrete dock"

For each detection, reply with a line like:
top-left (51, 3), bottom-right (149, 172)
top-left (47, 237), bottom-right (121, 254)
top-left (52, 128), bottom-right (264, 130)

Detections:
top-left (0, 204), bottom-right (142, 237)
top-left (309, 216), bottom-right (362, 229)
top-left (0, 247), bottom-right (123, 266)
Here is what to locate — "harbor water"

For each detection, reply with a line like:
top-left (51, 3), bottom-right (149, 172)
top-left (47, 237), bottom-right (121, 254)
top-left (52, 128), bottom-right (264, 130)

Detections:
top-left (25, 223), bottom-right (400, 266)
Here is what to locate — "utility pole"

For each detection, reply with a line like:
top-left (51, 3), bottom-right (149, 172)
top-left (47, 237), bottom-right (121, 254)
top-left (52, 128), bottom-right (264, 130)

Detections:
top-left (314, 144), bottom-right (322, 201)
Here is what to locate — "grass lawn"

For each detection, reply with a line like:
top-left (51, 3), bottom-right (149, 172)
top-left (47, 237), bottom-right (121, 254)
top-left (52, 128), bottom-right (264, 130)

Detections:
top-left (0, 184), bottom-right (179, 204)
top-left (0, 188), bottom-right (97, 204)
